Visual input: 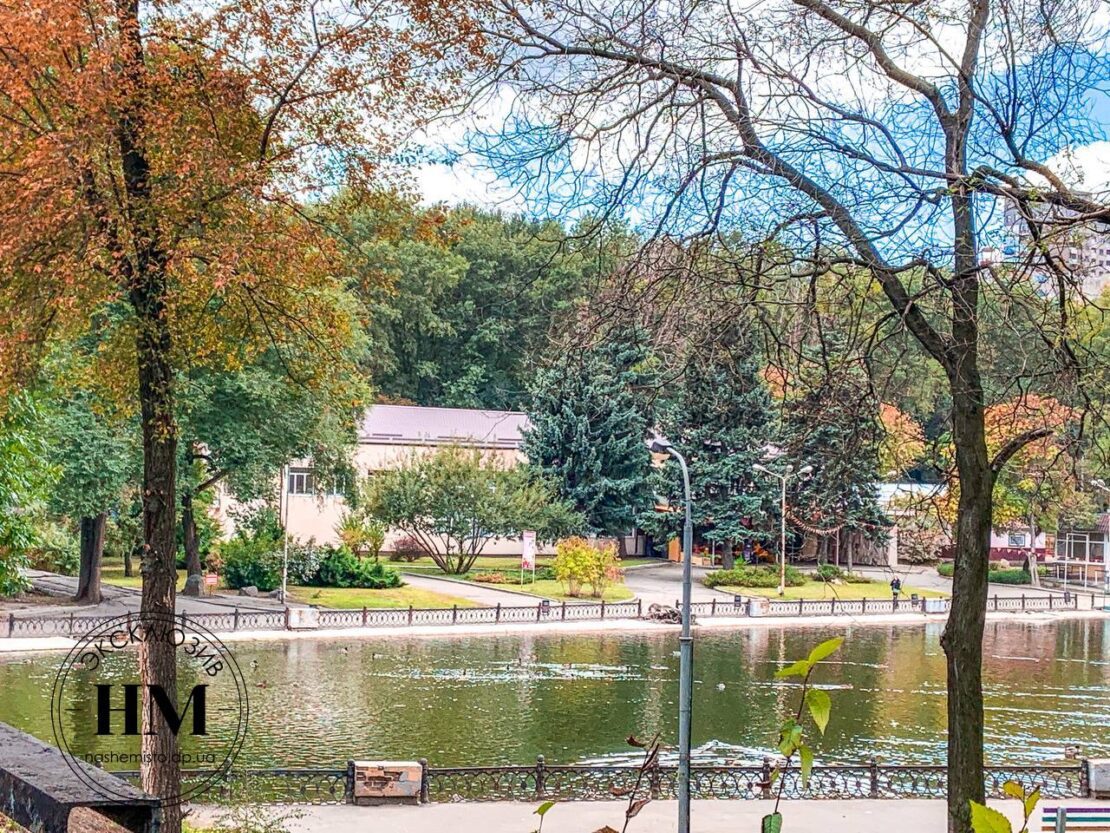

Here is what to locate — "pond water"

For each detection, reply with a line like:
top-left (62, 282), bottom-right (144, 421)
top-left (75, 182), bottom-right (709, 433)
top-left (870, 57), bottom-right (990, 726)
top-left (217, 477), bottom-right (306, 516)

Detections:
top-left (1, 619), bottom-right (1108, 769)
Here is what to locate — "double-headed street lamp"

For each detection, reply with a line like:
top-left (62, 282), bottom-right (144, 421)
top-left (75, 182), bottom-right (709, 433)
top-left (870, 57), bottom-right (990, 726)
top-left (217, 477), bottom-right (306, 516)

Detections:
top-left (753, 462), bottom-right (813, 596)
top-left (647, 436), bottom-right (693, 833)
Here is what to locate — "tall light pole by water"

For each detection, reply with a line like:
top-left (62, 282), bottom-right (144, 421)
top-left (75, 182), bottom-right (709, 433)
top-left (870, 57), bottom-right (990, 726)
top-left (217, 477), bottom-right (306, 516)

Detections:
top-left (648, 436), bottom-right (693, 833)
top-left (753, 462), bottom-right (813, 595)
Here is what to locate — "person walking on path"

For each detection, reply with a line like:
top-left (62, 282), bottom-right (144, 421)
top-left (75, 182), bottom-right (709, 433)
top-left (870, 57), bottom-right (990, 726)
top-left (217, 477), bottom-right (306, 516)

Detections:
top-left (890, 576), bottom-right (903, 602)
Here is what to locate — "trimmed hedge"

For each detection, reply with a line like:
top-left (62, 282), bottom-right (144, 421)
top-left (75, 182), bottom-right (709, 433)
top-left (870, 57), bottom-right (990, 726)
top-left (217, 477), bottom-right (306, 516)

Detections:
top-left (936, 561), bottom-right (1045, 585)
top-left (704, 565), bottom-right (807, 589)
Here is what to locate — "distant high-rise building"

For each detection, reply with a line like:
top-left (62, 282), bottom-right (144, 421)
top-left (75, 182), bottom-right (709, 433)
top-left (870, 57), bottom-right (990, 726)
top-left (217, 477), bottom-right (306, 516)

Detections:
top-left (1001, 196), bottom-right (1110, 296)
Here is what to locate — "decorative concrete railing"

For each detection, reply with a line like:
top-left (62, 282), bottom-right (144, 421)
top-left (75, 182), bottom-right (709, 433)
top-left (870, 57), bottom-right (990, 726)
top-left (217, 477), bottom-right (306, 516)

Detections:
top-left (115, 758), bottom-right (1092, 805)
top-left (680, 593), bottom-right (1080, 618)
top-left (1, 600), bottom-right (643, 638)
top-left (3, 589), bottom-right (1088, 637)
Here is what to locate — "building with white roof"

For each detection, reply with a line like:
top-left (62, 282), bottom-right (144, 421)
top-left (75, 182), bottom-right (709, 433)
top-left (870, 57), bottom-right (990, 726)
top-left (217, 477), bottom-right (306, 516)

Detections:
top-left (214, 405), bottom-right (533, 552)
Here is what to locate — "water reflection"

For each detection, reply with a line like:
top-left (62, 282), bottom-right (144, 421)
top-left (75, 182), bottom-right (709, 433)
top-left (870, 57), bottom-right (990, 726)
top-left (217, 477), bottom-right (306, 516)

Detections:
top-left (0, 620), bottom-right (1106, 768)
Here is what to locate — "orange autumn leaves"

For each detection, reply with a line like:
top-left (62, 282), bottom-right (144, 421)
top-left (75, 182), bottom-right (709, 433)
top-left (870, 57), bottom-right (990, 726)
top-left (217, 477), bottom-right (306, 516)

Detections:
top-left (0, 0), bottom-right (487, 400)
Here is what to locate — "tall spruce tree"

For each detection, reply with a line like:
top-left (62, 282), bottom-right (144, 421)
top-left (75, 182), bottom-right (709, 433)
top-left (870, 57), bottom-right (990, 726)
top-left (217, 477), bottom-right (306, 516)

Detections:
top-left (651, 326), bottom-right (779, 567)
top-left (780, 364), bottom-right (888, 557)
top-left (523, 339), bottom-right (653, 538)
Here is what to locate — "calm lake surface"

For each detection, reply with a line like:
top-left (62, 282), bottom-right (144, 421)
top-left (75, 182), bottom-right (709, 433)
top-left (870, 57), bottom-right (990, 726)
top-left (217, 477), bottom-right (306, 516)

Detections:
top-left (1, 620), bottom-right (1108, 768)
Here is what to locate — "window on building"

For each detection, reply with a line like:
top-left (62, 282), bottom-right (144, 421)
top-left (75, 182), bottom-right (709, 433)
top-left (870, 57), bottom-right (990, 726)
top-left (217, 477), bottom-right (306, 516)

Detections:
top-left (288, 467), bottom-right (315, 495)
top-left (1007, 532), bottom-right (1027, 548)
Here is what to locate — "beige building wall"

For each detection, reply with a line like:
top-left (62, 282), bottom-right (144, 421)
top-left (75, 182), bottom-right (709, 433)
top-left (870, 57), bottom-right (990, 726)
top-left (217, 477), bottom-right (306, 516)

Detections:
top-left (213, 441), bottom-right (534, 556)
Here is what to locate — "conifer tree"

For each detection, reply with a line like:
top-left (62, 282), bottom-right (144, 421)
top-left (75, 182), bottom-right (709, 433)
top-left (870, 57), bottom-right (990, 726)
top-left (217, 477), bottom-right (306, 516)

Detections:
top-left (524, 339), bottom-right (654, 538)
top-left (652, 326), bottom-right (779, 567)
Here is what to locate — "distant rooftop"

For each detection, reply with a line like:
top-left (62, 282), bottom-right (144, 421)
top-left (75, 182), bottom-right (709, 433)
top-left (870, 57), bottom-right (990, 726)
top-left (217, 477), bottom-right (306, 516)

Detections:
top-left (358, 405), bottom-right (529, 449)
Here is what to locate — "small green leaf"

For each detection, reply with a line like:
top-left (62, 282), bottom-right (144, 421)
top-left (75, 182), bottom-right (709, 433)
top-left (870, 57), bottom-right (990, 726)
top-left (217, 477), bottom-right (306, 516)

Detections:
top-left (799, 744), bottom-right (813, 789)
top-left (1023, 787), bottom-right (1040, 821)
top-left (806, 637), bottom-right (844, 665)
top-left (806, 689), bottom-right (832, 734)
top-left (969, 801), bottom-right (1013, 833)
top-left (1001, 781), bottom-right (1024, 801)
top-left (762, 812), bottom-right (783, 833)
top-left (534, 800), bottom-right (556, 818)
top-left (775, 659), bottom-right (812, 678)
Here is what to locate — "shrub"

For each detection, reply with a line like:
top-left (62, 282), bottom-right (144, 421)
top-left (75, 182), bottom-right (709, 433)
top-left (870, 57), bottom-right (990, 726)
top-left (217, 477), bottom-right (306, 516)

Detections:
top-left (334, 513), bottom-right (387, 560)
top-left (703, 565), bottom-right (806, 589)
top-left (473, 571), bottom-right (508, 584)
top-left (470, 566), bottom-right (558, 585)
top-left (842, 572), bottom-right (873, 584)
top-left (812, 564), bottom-right (842, 582)
top-left (285, 542), bottom-right (325, 586)
top-left (936, 562), bottom-right (954, 577)
top-left (388, 533), bottom-right (427, 563)
top-left (312, 546), bottom-right (402, 589)
top-left (28, 522), bottom-right (79, 576)
top-left (987, 568), bottom-right (1031, 585)
top-left (221, 536), bottom-right (283, 591)
top-left (553, 537), bottom-right (621, 597)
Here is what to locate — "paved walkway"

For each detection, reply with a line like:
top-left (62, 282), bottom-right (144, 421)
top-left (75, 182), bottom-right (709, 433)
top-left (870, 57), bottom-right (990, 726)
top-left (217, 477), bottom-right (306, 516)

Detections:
top-left (191, 798), bottom-right (1110, 833)
top-left (398, 572), bottom-right (555, 607)
top-left (20, 570), bottom-right (287, 616)
top-left (624, 562), bottom-right (737, 607)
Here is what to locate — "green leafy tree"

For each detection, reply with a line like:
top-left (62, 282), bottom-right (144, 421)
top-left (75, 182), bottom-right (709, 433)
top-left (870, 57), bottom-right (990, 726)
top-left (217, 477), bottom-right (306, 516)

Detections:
top-left (0, 394), bottom-right (53, 596)
top-left (363, 445), bottom-right (582, 574)
top-left (651, 326), bottom-right (779, 566)
top-left (524, 339), bottom-right (655, 538)
top-left (177, 356), bottom-right (363, 593)
top-left (45, 393), bottom-right (137, 602)
top-left (352, 206), bottom-right (592, 409)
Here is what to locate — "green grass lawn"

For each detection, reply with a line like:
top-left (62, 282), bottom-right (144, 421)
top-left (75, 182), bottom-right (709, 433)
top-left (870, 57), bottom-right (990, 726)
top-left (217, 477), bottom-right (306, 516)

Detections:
top-left (289, 585), bottom-right (481, 609)
top-left (398, 555), bottom-right (660, 575)
top-left (719, 581), bottom-right (948, 600)
top-left (505, 578), bottom-right (635, 603)
top-left (398, 555), bottom-right (555, 574)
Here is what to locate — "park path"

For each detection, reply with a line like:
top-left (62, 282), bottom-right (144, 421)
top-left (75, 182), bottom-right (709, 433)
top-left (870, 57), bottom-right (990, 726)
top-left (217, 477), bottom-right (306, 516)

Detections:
top-left (190, 798), bottom-right (1109, 833)
top-left (20, 569), bottom-right (288, 617)
top-left (623, 562), bottom-right (738, 607)
top-left (398, 571), bottom-right (566, 607)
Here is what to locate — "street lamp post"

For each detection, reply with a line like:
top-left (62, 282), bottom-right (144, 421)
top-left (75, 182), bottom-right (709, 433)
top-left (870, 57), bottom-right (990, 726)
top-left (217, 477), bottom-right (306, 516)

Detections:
top-left (648, 436), bottom-right (693, 833)
top-left (280, 463), bottom-right (289, 605)
top-left (753, 462), bottom-right (813, 595)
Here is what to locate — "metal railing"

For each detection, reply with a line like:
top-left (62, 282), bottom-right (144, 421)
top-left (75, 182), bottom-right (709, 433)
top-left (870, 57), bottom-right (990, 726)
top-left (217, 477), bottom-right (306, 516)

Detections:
top-left (115, 759), bottom-right (1089, 804)
top-left (424, 758), bottom-right (1087, 802)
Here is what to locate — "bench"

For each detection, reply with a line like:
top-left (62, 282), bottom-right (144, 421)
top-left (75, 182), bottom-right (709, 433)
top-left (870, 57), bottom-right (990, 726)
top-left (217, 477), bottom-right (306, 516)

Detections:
top-left (1043, 807), bottom-right (1110, 832)
top-left (0, 722), bottom-right (160, 833)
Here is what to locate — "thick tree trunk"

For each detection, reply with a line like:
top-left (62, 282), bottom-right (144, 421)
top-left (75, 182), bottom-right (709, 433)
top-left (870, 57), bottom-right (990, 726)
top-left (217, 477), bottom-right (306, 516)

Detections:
top-left (116, 1), bottom-right (180, 827)
top-left (180, 490), bottom-right (203, 596)
top-left (75, 513), bottom-right (106, 604)
top-left (124, 543), bottom-right (135, 578)
top-left (721, 540), bottom-right (735, 570)
top-left (940, 388), bottom-right (992, 833)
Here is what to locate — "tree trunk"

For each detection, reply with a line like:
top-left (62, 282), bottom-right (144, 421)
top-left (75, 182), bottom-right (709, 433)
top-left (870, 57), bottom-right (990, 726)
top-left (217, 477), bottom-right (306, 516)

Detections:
top-left (721, 540), bottom-right (735, 570)
top-left (180, 490), bottom-right (203, 596)
top-left (75, 513), bottom-right (106, 604)
top-left (124, 543), bottom-right (136, 578)
top-left (116, 1), bottom-right (180, 827)
top-left (940, 390), bottom-right (992, 833)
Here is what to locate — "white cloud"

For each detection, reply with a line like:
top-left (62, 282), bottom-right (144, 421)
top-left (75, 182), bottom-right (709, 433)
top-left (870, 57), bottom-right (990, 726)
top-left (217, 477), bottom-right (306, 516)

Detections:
top-left (1043, 141), bottom-right (1110, 196)
top-left (414, 159), bottom-right (526, 209)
